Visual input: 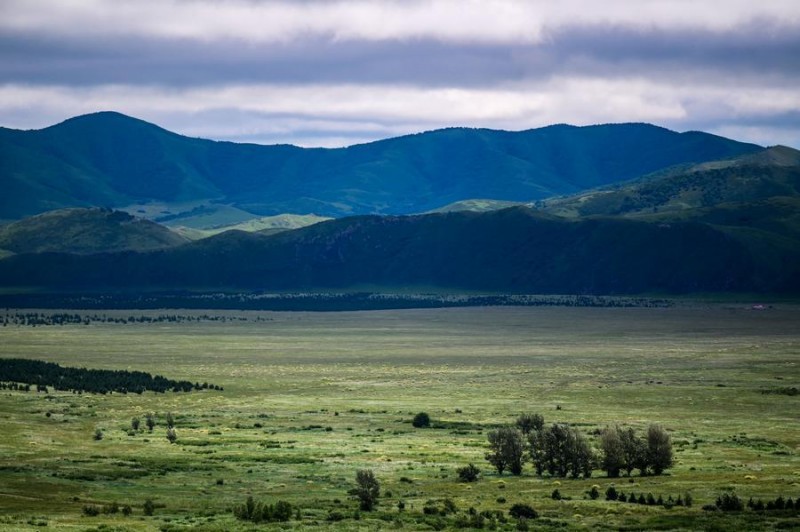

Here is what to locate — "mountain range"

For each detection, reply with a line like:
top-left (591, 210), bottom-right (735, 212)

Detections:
top-left (0, 112), bottom-right (761, 221)
top-left (1, 113), bottom-right (797, 296)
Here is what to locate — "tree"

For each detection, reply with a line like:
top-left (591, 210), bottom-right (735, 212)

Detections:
top-left (515, 413), bottom-right (544, 435)
top-left (619, 427), bottom-right (647, 476)
top-left (166, 412), bottom-right (175, 429)
top-left (532, 424), bottom-right (593, 478)
top-left (646, 425), bottom-right (673, 475)
top-left (166, 427), bottom-right (177, 443)
top-left (412, 412), bottom-right (431, 428)
top-left (600, 426), bottom-right (625, 477)
top-left (93, 428), bottom-right (103, 441)
top-left (131, 417), bottom-right (140, 431)
top-left (355, 469), bottom-right (380, 511)
top-left (145, 412), bottom-right (155, 432)
top-left (486, 427), bottom-right (525, 475)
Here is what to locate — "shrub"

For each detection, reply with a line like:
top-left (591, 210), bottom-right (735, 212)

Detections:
top-left (551, 489), bottom-right (562, 500)
top-left (412, 412), bottom-right (431, 428)
top-left (121, 505), bottom-right (132, 516)
top-left (457, 463), bottom-right (480, 482)
top-left (509, 503), bottom-right (538, 519)
top-left (131, 417), bottom-right (140, 431)
top-left (143, 499), bottom-right (155, 516)
top-left (166, 427), bottom-right (177, 443)
top-left (605, 486), bottom-right (618, 501)
top-left (82, 505), bottom-right (100, 516)
top-left (327, 510), bottom-right (346, 522)
top-left (588, 486), bottom-right (600, 500)
top-left (93, 428), bottom-right (103, 441)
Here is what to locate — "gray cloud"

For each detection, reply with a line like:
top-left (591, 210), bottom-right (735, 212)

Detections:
top-left (0, 0), bottom-right (798, 148)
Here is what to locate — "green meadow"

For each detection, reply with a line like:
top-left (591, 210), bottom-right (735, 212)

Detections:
top-left (0, 305), bottom-right (798, 530)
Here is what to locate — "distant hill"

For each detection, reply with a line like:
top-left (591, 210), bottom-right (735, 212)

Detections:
top-left (1, 205), bottom-right (797, 294)
top-left (0, 208), bottom-right (188, 254)
top-left (539, 146), bottom-right (800, 219)
top-left (0, 112), bottom-right (762, 219)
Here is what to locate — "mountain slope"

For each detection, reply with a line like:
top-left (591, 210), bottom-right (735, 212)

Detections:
top-left (0, 112), bottom-right (762, 219)
top-left (539, 146), bottom-right (800, 219)
top-left (1, 206), bottom-right (796, 294)
top-left (0, 207), bottom-right (189, 254)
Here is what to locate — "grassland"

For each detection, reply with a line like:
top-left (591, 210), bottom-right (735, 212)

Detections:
top-left (0, 305), bottom-right (798, 530)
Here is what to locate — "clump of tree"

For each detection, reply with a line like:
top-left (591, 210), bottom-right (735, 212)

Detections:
top-left (233, 496), bottom-right (292, 522)
top-left (412, 412), bottom-right (431, 428)
top-left (515, 413), bottom-right (544, 435)
top-left (599, 424), bottom-right (673, 477)
top-left (529, 423), bottom-right (593, 478)
top-left (0, 358), bottom-right (217, 394)
top-left (353, 470), bottom-right (380, 511)
top-left (714, 492), bottom-right (744, 512)
top-left (486, 427), bottom-right (526, 475)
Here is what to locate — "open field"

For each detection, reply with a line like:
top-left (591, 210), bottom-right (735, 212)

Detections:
top-left (0, 305), bottom-right (799, 530)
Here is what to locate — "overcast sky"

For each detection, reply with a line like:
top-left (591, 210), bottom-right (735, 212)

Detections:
top-left (1, 0), bottom-right (798, 147)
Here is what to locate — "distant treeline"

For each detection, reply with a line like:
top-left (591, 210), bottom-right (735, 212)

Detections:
top-left (0, 358), bottom-right (220, 394)
top-left (0, 292), bottom-right (673, 311)
top-left (2, 312), bottom-right (264, 327)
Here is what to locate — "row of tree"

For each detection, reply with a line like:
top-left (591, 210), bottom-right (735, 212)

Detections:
top-left (0, 358), bottom-right (219, 394)
top-left (485, 414), bottom-right (673, 478)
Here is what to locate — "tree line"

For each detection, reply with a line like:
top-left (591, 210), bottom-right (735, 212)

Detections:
top-left (485, 413), bottom-right (673, 478)
top-left (0, 358), bottom-right (220, 394)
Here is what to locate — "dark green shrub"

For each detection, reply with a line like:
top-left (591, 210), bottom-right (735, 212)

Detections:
top-left (82, 505), bottom-right (100, 516)
top-left (509, 503), bottom-right (538, 519)
top-left (551, 489), bottom-right (562, 500)
top-left (605, 486), bottom-right (618, 501)
top-left (143, 499), bottom-right (155, 516)
top-left (457, 464), bottom-right (480, 482)
top-left (412, 412), bottom-right (431, 428)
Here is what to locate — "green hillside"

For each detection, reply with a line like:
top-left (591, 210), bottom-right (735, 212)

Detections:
top-left (0, 112), bottom-right (762, 219)
top-left (539, 146), bottom-right (800, 218)
top-left (1, 205), bottom-right (796, 294)
top-left (0, 208), bottom-right (189, 254)
top-left (171, 213), bottom-right (331, 240)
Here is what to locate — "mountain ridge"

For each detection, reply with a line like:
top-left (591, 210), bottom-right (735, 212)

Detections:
top-left (0, 112), bottom-right (763, 219)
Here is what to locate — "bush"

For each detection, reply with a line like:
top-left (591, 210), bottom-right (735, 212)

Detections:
top-left (412, 412), bottom-right (431, 428)
top-left (605, 486), bottom-right (618, 501)
top-left (588, 486), bottom-right (600, 500)
top-left (82, 505), bottom-right (100, 516)
top-left (143, 499), bottom-right (155, 516)
top-left (715, 492), bottom-right (744, 512)
top-left (457, 463), bottom-right (480, 482)
top-left (93, 428), bottom-right (103, 441)
top-left (551, 489), bottom-right (562, 500)
top-left (327, 510), bottom-right (346, 522)
top-left (509, 503), bottom-right (538, 519)
top-left (121, 504), bottom-right (132, 516)
top-left (166, 427), bottom-right (177, 443)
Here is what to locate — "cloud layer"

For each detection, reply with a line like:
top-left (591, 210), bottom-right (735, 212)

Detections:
top-left (1, 0), bottom-right (799, 147)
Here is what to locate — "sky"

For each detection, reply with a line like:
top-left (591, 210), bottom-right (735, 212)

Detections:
top-left (1, 0), bottom-right (799, 148)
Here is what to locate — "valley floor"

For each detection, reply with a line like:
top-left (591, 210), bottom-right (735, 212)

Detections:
top-left (0, 305), bottom-right (798, 530)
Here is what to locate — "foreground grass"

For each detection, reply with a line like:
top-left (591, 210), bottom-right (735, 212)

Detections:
top-left (0, 305), bottom-right (798, 530)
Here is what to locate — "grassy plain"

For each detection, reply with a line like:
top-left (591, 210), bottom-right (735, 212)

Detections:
top-left (0, 305), bottom-right (798, 530)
